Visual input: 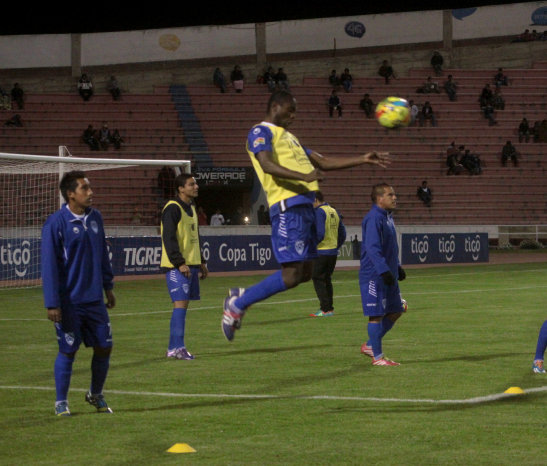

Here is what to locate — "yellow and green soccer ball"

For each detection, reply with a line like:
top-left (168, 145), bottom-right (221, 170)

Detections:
top-left (375, 96), bottom-right (411, 128)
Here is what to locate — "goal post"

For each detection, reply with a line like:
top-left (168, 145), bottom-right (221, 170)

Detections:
top-left (0, 148), bottom-right (191, 288)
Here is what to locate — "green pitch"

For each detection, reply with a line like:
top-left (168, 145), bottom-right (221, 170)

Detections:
top-left (1, 262), bottom-right (546, 465)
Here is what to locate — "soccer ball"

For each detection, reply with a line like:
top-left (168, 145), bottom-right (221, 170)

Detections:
top-left (375, 97), bottom-right (411, 128)
top-left (401, 298), bottom-right (408, 312)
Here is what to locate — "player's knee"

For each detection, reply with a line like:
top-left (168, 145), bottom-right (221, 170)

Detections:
top-left (60, 351), bottom-right (77, 360)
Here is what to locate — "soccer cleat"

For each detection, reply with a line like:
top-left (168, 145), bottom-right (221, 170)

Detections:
top-left (166, 347), bottom-right (195, 360)
top-left (360, 342), bottom-right (374, 357)
top-left (55, 401), bottom-right (71, 417)
top-left (222, 288), bottom-right (245, 341)
top-left (85, 391), bottom-right (113, 413)
top-left (372, 356), bottom-right (400, 366)
top-left (309, 310), bottom-right (334, 317)
top-left (532, 360), bottom-right (545, 374)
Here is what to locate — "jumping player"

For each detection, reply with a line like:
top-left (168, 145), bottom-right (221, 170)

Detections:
top-left (41, 171), bottom-right (115, 416)
top-left (359, 183), bottom-right (407, 366)
top-left (221, 90), bottom-right (391, 341)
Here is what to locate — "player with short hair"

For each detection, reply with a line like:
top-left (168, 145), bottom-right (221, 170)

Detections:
top-left (221, 90), bottom-right (391, 341)
top-left (160, 173), bottom-right (208, 360)
top-left (359, 183), bottom-right (406, 366)
top-left (41, 170), bottom-right (115, 416)
top-left (309, 190), bottom-right (346, 317)
top-left (533, 320), bottom-right (546, 373)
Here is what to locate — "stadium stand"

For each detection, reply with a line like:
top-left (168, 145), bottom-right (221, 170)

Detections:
top-left (1, 41), bottom-right (545, 226)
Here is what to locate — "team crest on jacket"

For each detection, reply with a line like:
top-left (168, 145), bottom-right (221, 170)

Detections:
top-left (72, 227), bottom-right (80, 234)
top-left (90, 220), bottom-right (99, 234)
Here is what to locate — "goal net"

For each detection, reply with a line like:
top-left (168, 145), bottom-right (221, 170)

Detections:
top-left (0, 147), bottom-right (190, 288)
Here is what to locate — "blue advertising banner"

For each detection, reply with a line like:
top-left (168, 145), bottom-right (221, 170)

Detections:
top-left (401, 233), bottom-right (489, 265)
top-left (0, 238), bottom-right (41, 281)
top-left (108, 235), bottom-right (280, 275)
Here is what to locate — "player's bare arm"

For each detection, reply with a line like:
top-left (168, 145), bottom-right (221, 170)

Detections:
top-left (256, 151), bottom-right (324, 182)
top-left (47, 308), bottom-right (62, 322)
top-left (105, 289), bottom-right (116, 309)
top-left (309, 151), bottom-right (392, 170)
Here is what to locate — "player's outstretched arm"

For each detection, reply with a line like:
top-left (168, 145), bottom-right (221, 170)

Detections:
top-left (256, 151), bottom-right (325, 182)
top-left (310, 151), bottom-right (392, 170)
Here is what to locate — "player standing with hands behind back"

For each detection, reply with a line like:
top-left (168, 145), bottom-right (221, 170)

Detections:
top-left (41, 171), bottom-right (115, 416)
top-left (359, 183), bottom-right (407, 366)
top-left (222, 90), bottom-right (391, 341)
top-left (160, 173), bottom-right (208, 360)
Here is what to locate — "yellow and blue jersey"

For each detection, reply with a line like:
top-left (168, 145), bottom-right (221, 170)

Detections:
top-left (246, 122), bottom-right (319, 213)
top-left (315, 203), bottom-right (346, 255)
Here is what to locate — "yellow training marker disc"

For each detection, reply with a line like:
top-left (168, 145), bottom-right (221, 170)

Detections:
top-left (166, 443), bottom-right (196, 454)
top-left (504, 386), bottom-right (525, 394)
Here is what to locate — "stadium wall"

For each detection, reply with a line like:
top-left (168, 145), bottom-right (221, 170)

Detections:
top-left (0, 2), bottom-right (544, 69)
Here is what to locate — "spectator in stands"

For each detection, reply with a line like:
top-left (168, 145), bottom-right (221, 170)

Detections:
top-left (77, 73), bottom-right (94, 101)
top-left (417, 76), bottom-right (441, 94)
top-left (430, 51), bottom-right (444, 76)
top-left (230, 207), bottom-right (245, 225)
top-left (213, 68), bottom-right (227, 93)
top-left (359, 93), bottom-right (374, 118)
top-left (443, 74), bottom-right (458, 101)
top-left (197, 206), bottom-right (208, 226)
top-left (263, 66), bottom-right (277, 92)
top-left (157, 166), bottom-right (176, 199)
top-left (275, 68), bottom-right (290, 91)
top-left (416, 180), bottom-right (433, 207)
top-left (230, 65), bottom-right (245, 93)
top-left (378, 60), bottom-right (396, 84)
top-left (532, 120), bottom-right (542, 142)
top-left (492, 87), bottom-right (505, 110)
top-left (409, 100), bottom-right (419, 126)
top-left (130, 206), bottom-right (143, 225)
top-left (419, 101), bottom-right (437, 126)
top-left (479, 84), bottom-right (497, 125)
top-left (460, 149), bottom-right (483, 175)
top-left (107, 76), bottom-right (121, 101)
top-left (4, 114), bottom-right (23, 127)
top-left (340, 68), bottom-right (353, 92)
top-left (494, 68), bottom-right (509, 87)
top-left (328, 69), bottom-right (340, 89)
top-left (111, 129), bottom-right (124, 150)
top-left (518, 117), bottom-right (531, 143)
top-left (328, 90), bottom-right (343, 118)
top-left (0, 86), bottom-right (12, 110)
top-left (10, 83), bottom-right (24, 109)
top-left (512, 29), bottom-right (533, 42)
top-left (98, 122), bottom-right (112, 150)
top-left (501, 140), bottom-right (520, 167)
top-left (446, 142), bottom-right (464, 175)
top-left (210, 208), bottom-right (225, 226)
top-left (257, 204), bottom-right (270, 225)
top-left (82, 124), bottom-right (100, 151)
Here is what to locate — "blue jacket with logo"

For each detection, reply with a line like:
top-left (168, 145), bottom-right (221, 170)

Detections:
top-left (41, 204), bottom-right (113, 308)
top-left (359, 204), bottom-right (400, 280)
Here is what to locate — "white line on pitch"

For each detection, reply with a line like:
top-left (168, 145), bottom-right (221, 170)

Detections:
top-left (0, 385), bottom-right (546, 405)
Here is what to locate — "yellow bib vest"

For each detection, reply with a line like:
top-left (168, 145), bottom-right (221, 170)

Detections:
top-left (317, 204), bottom-right (340, 251)
top-left (246, 122), bottom-right (319, 206)
top-left (160, 200), bottom-right (201, 267)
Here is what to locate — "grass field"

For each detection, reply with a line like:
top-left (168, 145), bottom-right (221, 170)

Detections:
top-left (1, 261), bottom-right (546, 465)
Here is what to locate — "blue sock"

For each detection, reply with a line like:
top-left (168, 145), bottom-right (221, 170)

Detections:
top-left (54, 352), bottom-right (74, 402)
top-left (90, 353), bottom-right (110, 395)
top-left (235, 270), bottom-right (287, 310)
top-left (169, 307), bottom-right (187, 350)
top-left (366, 316), bottom-right (395, 346)
top-left (367, 322), bottom-right (383, 358)
top-left (535, 320), bottom-right (547, 361)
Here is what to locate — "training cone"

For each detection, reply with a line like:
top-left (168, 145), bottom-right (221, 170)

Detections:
top-left (166, 443), bottom-right (196, 453)
top-left (504, 386), bottom-right (525, 394)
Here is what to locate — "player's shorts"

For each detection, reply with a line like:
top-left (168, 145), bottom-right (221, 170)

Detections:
top-left (55, 300), bottom-right (112, 353)
top-left (165, 266), bottom-right (201, 302)
top-left (359, 277), bottom-right (403, 317)
top-left (270, 204), bottom-right (318, 264)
